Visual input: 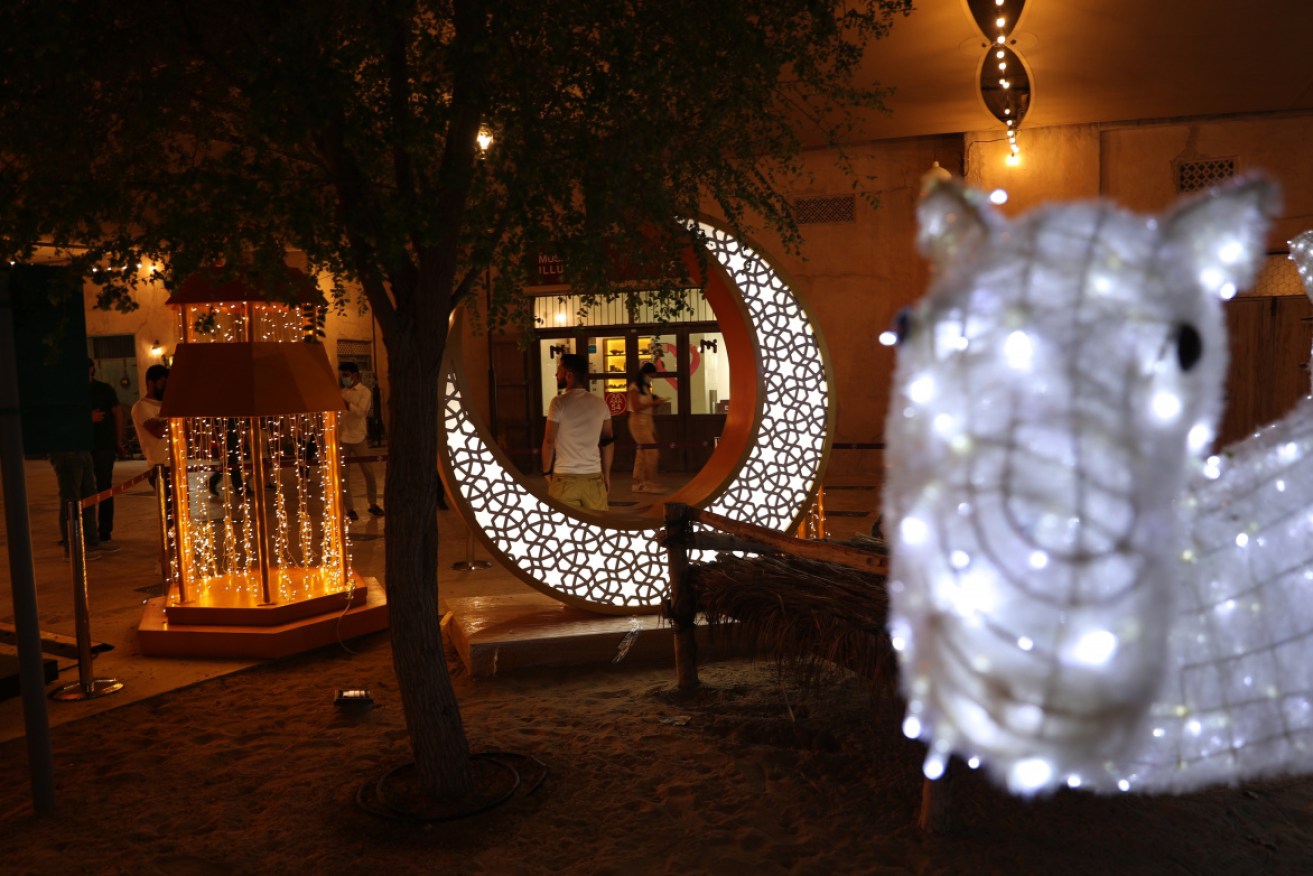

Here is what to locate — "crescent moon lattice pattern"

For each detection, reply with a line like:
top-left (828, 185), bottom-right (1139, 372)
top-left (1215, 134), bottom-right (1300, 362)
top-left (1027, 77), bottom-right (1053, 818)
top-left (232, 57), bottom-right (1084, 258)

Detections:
top-left (692, 223), bottom-right (829, 544)
top-left (440, 220), bottom-right (830, 609)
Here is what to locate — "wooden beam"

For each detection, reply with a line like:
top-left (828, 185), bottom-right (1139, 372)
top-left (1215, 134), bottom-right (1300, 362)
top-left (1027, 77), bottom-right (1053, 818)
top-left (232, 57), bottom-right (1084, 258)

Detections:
top-left (686, 508), bottom-right (888, 575)
top-left (0, 622), bottom-right (113, 660)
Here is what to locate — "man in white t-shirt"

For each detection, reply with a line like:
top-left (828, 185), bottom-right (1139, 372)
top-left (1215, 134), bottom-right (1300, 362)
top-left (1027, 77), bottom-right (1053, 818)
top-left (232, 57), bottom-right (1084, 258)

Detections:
top-left (339, 362), bottom-right (382, 521)
top-left (131, 365), bottom-right (170, 472)
top-left (542, 353), bottom-right (613, 512)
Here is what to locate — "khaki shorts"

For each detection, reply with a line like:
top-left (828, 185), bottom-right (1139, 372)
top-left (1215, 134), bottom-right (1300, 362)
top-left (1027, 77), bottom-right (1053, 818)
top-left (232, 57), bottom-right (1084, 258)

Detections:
top-left (548, 473), bottom-right (609, 512)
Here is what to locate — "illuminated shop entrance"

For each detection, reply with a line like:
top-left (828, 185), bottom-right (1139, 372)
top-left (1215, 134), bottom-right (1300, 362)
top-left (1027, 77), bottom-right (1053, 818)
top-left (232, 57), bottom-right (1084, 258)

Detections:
top-left (531, 290), bottom-right (729, 475)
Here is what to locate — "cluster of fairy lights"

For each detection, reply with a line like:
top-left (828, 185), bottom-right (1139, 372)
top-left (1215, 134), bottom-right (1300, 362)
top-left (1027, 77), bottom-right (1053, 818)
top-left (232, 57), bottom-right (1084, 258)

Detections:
top-left (180, 302), bottom-right (305, 343)
top-left (1291, 231), bottom-right (1313, 307)
top-left (440, 220), bottom-right (828, 609)
top-left (884, 177), bottom-right (1311, 796)
top-left (992, 0), bottom-right (1024, 162)
top-left (168, 412), bottom-right (349, 605)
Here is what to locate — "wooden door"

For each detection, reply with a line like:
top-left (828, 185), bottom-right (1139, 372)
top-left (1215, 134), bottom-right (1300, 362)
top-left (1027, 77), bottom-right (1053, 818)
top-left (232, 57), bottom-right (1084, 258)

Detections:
top-left (1216, 295), bottom-right (1313, 450)
top-left (491, 339), bottom-right (535, 475)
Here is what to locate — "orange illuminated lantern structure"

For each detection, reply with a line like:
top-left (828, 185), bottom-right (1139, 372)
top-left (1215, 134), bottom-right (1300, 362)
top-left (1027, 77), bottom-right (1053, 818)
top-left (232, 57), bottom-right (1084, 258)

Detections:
top-left (137, 270), bottom-right (387, 657)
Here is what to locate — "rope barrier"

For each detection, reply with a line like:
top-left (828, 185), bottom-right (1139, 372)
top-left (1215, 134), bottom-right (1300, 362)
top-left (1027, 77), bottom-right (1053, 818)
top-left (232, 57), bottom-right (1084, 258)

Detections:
top-left (76, 466), bottom-right (156, 510)
top-left (77, 454), bottom-right (391, 509)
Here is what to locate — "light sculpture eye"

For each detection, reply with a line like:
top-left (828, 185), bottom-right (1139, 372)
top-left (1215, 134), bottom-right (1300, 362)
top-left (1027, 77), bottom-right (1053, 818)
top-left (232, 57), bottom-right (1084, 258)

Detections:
top-left (1175, 323), bottom-right (1202, 371)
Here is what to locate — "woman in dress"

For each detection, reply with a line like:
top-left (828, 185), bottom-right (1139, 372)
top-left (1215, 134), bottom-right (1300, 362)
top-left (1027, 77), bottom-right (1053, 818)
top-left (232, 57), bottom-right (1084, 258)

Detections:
top-left (627, 362), bottom-right (668, 493)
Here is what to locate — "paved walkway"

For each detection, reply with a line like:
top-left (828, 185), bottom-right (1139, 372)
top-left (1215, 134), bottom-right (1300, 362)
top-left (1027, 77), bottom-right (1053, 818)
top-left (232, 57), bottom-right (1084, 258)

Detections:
top-left (0, 454), bottom-right (708, 744)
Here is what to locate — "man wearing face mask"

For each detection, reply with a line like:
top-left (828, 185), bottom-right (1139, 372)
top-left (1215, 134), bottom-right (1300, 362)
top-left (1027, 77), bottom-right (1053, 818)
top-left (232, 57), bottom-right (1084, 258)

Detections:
top-left (338, 362), bottom-right (382, 521)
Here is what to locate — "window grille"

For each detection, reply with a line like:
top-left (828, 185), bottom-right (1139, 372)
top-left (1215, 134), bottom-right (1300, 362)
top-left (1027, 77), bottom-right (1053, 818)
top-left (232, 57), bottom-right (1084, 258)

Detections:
top-left (793, 195), bottom-right (856, 225)
top-left (532, 288), bottom-right (713, 329)
top-left (336, 338), bottom-right (372, 368)
top-left (1176, 159), bottom-right (1235, 194)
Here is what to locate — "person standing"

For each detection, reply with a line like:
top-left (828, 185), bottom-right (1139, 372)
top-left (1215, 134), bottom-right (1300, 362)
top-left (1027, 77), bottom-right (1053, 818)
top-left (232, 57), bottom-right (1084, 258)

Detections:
top-left (49, 361), bottom-right (118, 557)
top-left (132, 364), bottom-right (171, 580)
top-left (627, 362), bottom-right (668, 493)
top-left (339, 362), bottom-right (382, 521)
top-left (131, 365), bottom-right (171, 475)
top-left (88, 358), bottom-right (124, 541)
top-left (541, 353), bottom-right (614, 512)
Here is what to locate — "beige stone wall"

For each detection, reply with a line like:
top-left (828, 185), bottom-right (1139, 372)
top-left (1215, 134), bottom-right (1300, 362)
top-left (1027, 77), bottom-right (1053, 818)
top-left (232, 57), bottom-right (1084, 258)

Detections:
top-left (83, 110), bottom-right (1313, 494)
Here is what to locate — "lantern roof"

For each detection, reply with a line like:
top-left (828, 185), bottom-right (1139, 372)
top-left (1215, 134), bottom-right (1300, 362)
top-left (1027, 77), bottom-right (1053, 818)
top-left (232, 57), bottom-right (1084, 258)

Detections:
top-left (167, 267), bottom-right (323, 307)
top-left (159, 342), bottom-right (344, 417)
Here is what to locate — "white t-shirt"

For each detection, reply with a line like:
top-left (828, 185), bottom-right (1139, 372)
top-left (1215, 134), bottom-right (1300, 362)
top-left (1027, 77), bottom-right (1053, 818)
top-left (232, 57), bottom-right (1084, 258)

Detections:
top-left (340, 382), bottom-right (372, 445)
top-left (131, 396), bottom-right (170, 467)
top-left (546, 389), bottom-right (611, 474)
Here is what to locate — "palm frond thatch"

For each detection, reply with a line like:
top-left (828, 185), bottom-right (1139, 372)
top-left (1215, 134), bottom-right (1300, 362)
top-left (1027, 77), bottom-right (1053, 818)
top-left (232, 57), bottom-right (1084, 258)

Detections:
top-left (684, 549), bottom-right (894, 687)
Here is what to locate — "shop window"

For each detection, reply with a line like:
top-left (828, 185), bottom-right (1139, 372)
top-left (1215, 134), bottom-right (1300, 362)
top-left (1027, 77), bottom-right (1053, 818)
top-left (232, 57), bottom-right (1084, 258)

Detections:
top-left (689, 331), bottom-right (729, 414)
top-left (538, 339), bottom-right (568, 414)
top-left (640, 333), bottom-right (680, 414)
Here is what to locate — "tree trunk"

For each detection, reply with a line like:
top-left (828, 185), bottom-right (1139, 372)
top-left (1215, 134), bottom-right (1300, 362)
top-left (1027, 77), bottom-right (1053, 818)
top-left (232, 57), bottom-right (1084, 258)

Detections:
top-left (382, 328), bottom-right (473, 800)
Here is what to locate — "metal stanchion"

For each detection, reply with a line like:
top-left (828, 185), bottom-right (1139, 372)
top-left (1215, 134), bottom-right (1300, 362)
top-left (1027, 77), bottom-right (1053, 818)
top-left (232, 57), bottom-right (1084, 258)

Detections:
top-left (153, 464), bottom-right (178, 600)
top-left (50, 499), bottom-right (123, 702)
top-left (451, 529), bottom-right (491, 571)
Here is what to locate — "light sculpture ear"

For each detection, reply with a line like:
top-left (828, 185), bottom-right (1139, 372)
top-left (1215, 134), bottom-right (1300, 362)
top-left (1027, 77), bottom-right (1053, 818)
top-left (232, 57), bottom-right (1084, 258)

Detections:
top-left (916, 178), bottom-right (999, 271)
top-left (1161, 175), bottom-right (1279, 297)
top-left (1289, 229), bottom-right (1313, 300)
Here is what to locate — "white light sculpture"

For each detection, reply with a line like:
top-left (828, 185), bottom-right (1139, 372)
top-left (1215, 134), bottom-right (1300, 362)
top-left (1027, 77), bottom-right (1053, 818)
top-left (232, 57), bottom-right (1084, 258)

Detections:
top-left (885, 174), bottom-right (1309, 795)
top-left (441, 220), bottom-right (831, 611)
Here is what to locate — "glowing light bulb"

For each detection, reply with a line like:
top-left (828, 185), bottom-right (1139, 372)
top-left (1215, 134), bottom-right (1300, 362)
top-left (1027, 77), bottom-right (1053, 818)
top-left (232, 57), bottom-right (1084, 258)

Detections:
top-left (1010, 758), bottom-right (1053, 792)
top-left (1072, 630), bottom-right (1118, 666)
top-left (908, 374), bottom-right (936, 404)
top-left (900, 516), bottom-right (930, 546)
top-left (878, 330), bottom-right (898, 347)
top-left (1151, 390), bottom-right (1182, 422)
top-left (1003, 330), bottom-right (1033, 370)
top-left (903, 715), bottom-right (923, 738)
top-left (989, 189), bottom-right (1009, 205)
top-left (1218, 240), bottom-right (1243, 265)
top-left (996, 16), bottom-right (1005, 27)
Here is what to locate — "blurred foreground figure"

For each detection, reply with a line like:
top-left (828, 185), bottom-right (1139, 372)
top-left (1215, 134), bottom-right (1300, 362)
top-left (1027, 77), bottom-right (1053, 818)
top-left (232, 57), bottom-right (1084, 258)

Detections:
top-left (881, 175), bottom-right (1313, 796)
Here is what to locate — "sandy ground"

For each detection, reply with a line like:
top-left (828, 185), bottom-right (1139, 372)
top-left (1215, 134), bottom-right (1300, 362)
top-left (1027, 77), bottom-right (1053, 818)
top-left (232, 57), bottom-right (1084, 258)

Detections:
top-left (5, 460), bottom-right (1313, 873)
top-left (5, 637), bottom-right (1313, 875)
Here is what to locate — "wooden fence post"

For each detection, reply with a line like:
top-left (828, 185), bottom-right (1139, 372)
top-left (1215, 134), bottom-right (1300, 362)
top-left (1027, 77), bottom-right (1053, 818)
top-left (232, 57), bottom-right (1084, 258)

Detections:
top-left (917, 758), bottom-right (959, 834)
top-left (664, 502), bottom-right (699, 691)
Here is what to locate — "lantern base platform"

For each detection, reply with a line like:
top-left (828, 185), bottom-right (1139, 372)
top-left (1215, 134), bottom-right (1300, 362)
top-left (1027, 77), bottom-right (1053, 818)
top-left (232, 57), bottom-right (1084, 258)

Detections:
top-left (443, 592), bottom-right (745, 679)
top-left (137, 576), bottom-right (388, 659)
top-left (162, 572), bottom-right (371, 627)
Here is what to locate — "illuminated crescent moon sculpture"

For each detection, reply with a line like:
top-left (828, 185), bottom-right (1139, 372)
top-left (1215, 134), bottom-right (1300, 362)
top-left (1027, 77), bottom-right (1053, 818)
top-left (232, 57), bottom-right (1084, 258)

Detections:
top-left (440, 220), bottom-right (833, 613)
